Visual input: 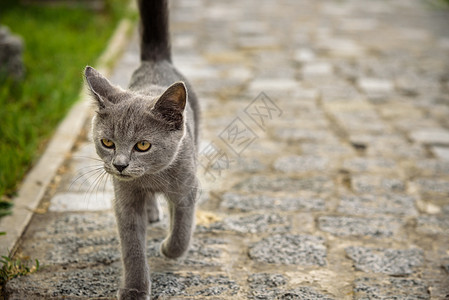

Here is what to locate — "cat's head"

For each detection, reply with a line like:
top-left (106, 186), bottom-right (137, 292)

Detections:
top-left (84, 66), bottom-right (187, 181)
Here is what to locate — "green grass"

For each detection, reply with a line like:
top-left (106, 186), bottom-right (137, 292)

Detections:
top-left (0, 251), bottom-right (39, 290)
top-left (0, 1), bottom-right (130, 205)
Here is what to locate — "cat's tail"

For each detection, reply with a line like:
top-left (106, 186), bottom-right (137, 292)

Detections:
top-left (137, 0), bottom-right (171, 62)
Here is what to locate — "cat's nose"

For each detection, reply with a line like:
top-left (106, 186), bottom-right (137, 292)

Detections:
top-left (113, 163), bottom-right (128, 173)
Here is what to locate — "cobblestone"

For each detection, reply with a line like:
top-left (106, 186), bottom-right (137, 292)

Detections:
top-left (337, 194), bottom-right (418, 216)
top-left (345, 246), bottom-right (424, 275)
top-left (353, 277), bottom-right (430, 299)
top-left (208, 213), bottom-right (291, 234)
top-left (4, 0), bottom-right (449, 298)
top-left (220, 192), bottom-right (326, 212)
top-left (410, 128), bottom-right (449, 145)
top-left (273, 155), bottom-right (329, 173)
top-left (351, 175), bottom-right (405, 194)
top-left (234, 175), bottom-right (335, 194)
top-left (318, 215), bottom-right (405, 238)
top-left (416, 215), bottom-right (449, 235)
top-left (249, 234), bottom-right (327, 266)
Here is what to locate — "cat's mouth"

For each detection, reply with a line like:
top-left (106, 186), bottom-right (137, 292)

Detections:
top-left (115, 173), bottom-right (134, 181)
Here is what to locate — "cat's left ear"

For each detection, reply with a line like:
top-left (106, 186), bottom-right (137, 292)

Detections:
top-left (152, 82), bottom-right (187, 130)
top-left (84, 66), bottom-right (121, 109)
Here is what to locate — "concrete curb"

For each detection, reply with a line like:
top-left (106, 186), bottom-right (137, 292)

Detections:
top-left (0, 18), bottom-right (135, 255)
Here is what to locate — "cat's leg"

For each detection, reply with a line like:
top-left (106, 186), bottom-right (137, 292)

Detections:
top-left (160, 182), bottom-right (197, 259)
top-left (114, 188), bottom-right (151, 300)
top-left (146, 192), bottom-right (161, 224)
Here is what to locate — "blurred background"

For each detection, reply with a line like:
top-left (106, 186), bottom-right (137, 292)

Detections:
top-left (0, 0), bottom-right (133, 217)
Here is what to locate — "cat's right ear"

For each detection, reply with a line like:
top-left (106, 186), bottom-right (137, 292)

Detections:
top-left (84, 66), bottom-right (115, 109)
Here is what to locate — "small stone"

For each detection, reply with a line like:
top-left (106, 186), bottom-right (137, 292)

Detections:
top-left (274, 155), bottom-right (329, 173)
top-left (49, 192), bottom-right (113, 212)
top-left (410, 129), bottom-right (449, 145)
top-left (345, 246), bottom-right (424, 275)
top-left (249, 234), bottom-right (327, 266)
top-left (318, 215), bottom-right (405, 238)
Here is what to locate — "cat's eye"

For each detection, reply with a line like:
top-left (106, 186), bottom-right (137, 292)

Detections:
top-left (101, 138), bottom-right (115, 149)
top-left (135, 141), bottom-right (151, 152)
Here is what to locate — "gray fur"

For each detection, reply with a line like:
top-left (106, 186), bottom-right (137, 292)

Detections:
top-left (83, 1), bottom-right (199, 298)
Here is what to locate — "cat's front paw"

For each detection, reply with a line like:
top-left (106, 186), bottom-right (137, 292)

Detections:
top-left (160, 238), bottom-right (189, 259)
top-left (117, 288), bottom-right (150, 300)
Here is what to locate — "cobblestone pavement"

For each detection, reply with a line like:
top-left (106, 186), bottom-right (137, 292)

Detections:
top-left (5, 0), bottom-right (449, 299)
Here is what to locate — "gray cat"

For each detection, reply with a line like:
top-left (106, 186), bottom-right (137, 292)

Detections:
top-left (84, 0), bottom-right (199, 299)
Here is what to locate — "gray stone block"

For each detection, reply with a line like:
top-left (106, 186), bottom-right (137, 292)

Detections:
top-left (48, 235), bottom-right (120, 265)
top-left (432, 146), bottom-right (449, 161)
top-left (352, 175), bottom-right (405, 194)
top-left (276, 287), bottom-right (334, 300)
top-left (147, 237), bottom-right (224, 267)
top-left (353, 277), bottom-right (430, 299)
top-left (337, 194), bottom-right (418, 216)
top-left (247, 273), bottom-right (287, 299)
top-left (49, 192), bottom-right (113, 211)
top-left (220, 192), bottom-right (326, 212)
top-left (345, 246), bottom-right (424, 275)
top-left (0, 25), bottom-right (25, 79)
top-left (5, 266), bottom-right (120, 299)
top-left (414, 178), bottom-right (449, 194)
top-left (45, 213), bottom-right (116, 235)
top-left (274, 128), bottom-right (339, 143)
top-left (300, 142), bottom-right (355, 157)
top-left (415, 159), bottom-right (449, 176)
top-left (416, 215), bottom-right (449, 235)
top-left (318, 215), bottom-right (405, 238)
top-left (249, 234), bottom-right (327, 266)
top-left (274, 155), bottom-right (329, 173)
top-left (207, 213), bottom-right (290, 234)
top-left (342, 157), bottom-right (396, 173)
top-left (358, 78), bottom-right (394, 96)
top-left (234, 175), bottom-right (335, 194)
top-left (410, 129), bottom-right (449, 145)
top-left (151, 272), bottom-right (239, 298)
